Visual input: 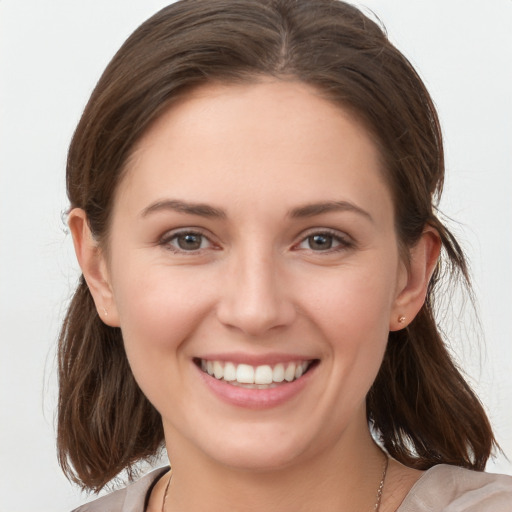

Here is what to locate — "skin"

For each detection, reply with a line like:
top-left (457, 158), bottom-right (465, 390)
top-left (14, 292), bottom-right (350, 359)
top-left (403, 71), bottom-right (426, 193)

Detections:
top-left (70, 80), bottom-right (440, 511)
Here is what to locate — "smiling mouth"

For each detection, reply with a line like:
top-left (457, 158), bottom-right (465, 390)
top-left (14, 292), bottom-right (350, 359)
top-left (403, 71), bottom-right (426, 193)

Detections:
top-left (194, 358), bottom-right (318, 389)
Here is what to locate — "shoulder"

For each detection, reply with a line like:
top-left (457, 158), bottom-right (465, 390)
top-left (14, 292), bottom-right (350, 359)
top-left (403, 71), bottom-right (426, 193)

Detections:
top-left (71, 467), bottom-right (169, 512)
top-left (398, 464), bottom-right (512, 512)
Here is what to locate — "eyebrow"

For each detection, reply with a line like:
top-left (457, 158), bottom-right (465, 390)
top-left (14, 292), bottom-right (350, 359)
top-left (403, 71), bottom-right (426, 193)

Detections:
top-left (140, 199), bottom-right (372, 222)
top-left (289, 201), bottom-right (374, 222)
top-left (140, 199), bottom-right (227, 219)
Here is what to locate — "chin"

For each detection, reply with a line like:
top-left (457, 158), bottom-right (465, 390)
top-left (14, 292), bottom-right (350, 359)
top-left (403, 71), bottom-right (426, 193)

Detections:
top-left (211, 443), bottom-right (305, 473)
top-left (192, 421), bottom-right (321, 473)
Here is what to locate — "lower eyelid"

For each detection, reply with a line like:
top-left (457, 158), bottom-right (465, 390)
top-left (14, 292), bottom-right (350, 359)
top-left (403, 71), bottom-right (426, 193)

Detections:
top-left (158, 229), bottom-right (353, 253)
top-left (295, 231), bottom-right (354, 251)
top-left (159, 230), bottom-right (212, 251)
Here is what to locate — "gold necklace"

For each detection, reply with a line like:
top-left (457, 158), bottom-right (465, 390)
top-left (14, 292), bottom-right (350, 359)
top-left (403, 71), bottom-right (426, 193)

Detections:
top-left (374, 456), bottom-right (389, 511)
top-left (161, 456), bottom-right (389, 512)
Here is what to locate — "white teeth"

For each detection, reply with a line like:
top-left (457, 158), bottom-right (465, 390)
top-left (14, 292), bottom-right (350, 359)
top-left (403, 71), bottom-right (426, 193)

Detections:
top-left (199, 359), bottom-right (312, 386)
top-left (236, 364), bottom-right (255, 384)
top-left (213, 361), bottom-right (223, 379)
top-left (273, 363), bottom-right (285, 383)
top-left (223, 362), bottom-right (236, 381)
top-left (284, 363), bottom-right (296, 382)
top-left (254, 365), bottom-right (273, 385)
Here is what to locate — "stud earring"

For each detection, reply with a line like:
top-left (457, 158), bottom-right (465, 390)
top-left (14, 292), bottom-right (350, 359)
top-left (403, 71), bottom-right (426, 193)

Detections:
top-left (102, 307), bottom-right (108, 317)
top-left (398, 315), bottom-right (406, 324)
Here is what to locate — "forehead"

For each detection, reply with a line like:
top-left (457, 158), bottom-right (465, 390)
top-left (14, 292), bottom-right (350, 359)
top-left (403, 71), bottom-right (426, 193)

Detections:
top-left (117, 80), bottom-right (392, 221)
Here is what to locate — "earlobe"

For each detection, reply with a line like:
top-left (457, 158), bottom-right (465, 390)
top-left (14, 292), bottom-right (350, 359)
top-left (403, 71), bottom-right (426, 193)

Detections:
top-left (390, 227), bottom-right (441, 331)
top-left (68, 208), bottom-right (120, 327)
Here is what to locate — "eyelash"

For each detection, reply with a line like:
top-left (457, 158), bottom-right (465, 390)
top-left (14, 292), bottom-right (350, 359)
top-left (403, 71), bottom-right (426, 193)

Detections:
top-left (159, 229), bottom-right (214, 253)
top-left (294, 228), bottom-right (354, 254)
top-left (158, 228), bottom-right (354, 254)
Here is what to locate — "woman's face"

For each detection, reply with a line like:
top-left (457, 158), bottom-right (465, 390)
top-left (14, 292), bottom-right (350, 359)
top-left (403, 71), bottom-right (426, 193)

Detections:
top-left (103, 80), bottom-right (408, 470)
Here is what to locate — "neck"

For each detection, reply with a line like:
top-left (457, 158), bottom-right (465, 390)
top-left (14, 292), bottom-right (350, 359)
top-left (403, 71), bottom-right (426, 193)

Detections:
top-left (162, 427), bottom-right (386, 512)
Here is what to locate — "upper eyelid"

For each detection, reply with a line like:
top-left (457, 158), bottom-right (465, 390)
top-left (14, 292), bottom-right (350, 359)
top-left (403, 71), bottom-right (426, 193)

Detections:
top-left (160, 226), bottom-right (211, 240)
top-left (157, 226), bottom-right (353, 247)
top-left (296, 227), bottom-right (352, 241)
top-left (292, 228), bottom-right (355, 250)
top-left (159, 227), bottom-right (216, 250)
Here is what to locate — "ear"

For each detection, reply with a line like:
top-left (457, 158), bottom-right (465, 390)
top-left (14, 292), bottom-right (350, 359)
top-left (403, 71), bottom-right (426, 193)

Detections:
top-left (389, 226), bottom-right (441, 331)
top-left (68, 208), bottom-right (120, 327)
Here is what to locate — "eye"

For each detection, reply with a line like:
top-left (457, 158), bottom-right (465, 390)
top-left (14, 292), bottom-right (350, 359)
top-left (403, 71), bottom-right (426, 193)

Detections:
top-left (305, 233), bottom-right (337, 251)
top-left (162, 230), bottom-right (212, 252)
top-left (296, 230), bottom-right (352, 252)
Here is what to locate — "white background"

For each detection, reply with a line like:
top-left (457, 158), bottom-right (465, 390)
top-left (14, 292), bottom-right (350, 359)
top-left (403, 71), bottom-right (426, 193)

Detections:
top-left (0, 1), bottom-right (511, 510)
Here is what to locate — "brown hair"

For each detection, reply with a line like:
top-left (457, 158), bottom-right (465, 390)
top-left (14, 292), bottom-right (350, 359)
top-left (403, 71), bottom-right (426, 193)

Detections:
top-left (58, 0), bottom-right (497, 492)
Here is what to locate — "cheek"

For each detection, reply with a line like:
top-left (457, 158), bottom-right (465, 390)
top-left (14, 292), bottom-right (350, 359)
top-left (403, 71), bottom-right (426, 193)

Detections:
top-left (305, 262), bottom-right (397, 342)
top-left (110, 263), bottom-right (213, 377)
top-left (113, 256), bottom-right (209, 332)
top-left (110, 267), bottom-right (218, 418)
top-left (300, 256), bottom-right (398, 390)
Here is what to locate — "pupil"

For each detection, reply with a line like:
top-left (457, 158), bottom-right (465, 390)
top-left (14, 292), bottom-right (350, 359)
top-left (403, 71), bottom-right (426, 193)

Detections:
top-left (178, 234), bottom-right (201, 250)
top-left (310, 234), bottom-right (332, 250)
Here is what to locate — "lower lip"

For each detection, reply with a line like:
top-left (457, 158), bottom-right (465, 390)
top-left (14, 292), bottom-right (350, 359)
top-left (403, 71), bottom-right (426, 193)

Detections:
top-left (196, 363), bottom-right (316, 410)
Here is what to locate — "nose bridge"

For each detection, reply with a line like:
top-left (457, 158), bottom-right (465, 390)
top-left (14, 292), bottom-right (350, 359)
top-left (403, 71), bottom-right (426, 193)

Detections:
top-left (216, 241), bottom-right (295, 336)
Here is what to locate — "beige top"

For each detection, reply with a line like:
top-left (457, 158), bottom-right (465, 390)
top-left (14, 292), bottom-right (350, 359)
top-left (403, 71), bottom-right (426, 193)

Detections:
top-left (73, 464), bottom-right (512, 512)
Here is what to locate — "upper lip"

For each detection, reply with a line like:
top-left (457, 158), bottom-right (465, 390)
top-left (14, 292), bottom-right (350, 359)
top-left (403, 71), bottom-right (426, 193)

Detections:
top-left (194, 352), bottom-right (317, 366)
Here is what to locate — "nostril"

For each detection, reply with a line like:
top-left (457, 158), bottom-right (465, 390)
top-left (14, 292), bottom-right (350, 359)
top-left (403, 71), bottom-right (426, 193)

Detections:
top-left (216, 295), bottom-right (296, 336)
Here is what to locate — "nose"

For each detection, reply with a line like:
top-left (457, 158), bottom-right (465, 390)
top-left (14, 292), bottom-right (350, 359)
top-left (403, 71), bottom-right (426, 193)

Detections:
top-left (216, 249), bottom-right (296, 337)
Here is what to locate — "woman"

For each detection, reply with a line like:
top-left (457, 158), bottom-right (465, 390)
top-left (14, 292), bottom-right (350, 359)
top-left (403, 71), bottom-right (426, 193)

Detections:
top-left (58, 0), bottom-right (512, 510)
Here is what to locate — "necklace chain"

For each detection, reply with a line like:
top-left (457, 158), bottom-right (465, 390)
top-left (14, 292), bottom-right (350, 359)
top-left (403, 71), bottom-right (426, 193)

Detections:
top-left (162, 455), bottom-right (389, 512)
top-left (374, 455), bottom-right (389, 511)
